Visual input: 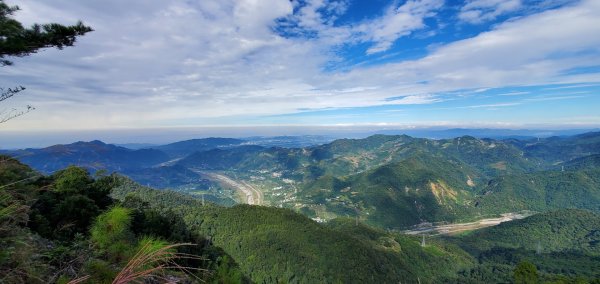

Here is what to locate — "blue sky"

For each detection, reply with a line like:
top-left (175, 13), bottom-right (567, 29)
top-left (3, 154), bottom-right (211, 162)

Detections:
top-left (1, 0), bottom-right (599, 134)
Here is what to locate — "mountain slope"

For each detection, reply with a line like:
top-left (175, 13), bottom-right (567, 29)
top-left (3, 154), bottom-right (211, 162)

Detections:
top-left (299, 153), bottom-right (482, 228)
top-left (475, 169), bottom-right (600, 213)
top-left (509, 131), bottom-right (600, 165)
top-left (7, 132), bottom-right (600, 232)
top-left (170, 133), bottom-right (600, 228)
top-left (457, 209), bottom-right (600, 255)
top-left (152, 137), bottom-right (245, 158)
top-left (4, 140), bottom-right (169, 174)
top-left (446, 209), bottom-right (600, 283)
top-left (111, 178), bottom-right (472, 283)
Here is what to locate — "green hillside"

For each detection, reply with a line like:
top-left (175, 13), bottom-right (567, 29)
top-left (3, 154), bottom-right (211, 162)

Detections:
top-left (564, 154), bottom-right (600, 170)
top-left (475, 169), bottom-right (600, 213)
top-left (170, 133), bottom-right (600, 230)
top-left (112, 178), bottom-right (472, 283)
top-left (108, 180), bottom-right (600, 283)
top-left (3, 157), bottom-right (600, 283)
top-left (298, 154), bottom-right (482, 228)
top-left (509, 132), bottom-right (600, 165)
top-left (448, 210), bottom-right (600, 283)
top-left (458, 209), bottom-right (600, 254)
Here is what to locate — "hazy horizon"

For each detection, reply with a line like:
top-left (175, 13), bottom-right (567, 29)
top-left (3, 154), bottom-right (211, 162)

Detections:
top-left (2, 125), bottom-right (598, 149)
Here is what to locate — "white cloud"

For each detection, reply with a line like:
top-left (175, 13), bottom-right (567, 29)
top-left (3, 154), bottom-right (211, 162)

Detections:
top-left (357, 0), bottom-right (444, 54)
top-left (498, 91), bottom-right (530, 96)
top-left (337, 0), bottom-right (600, 90)
top-left (459, 0), bottom-right (522, 24)
top-left (279, 0), bottom-right (443, 54)
top-left (0, 0), bottom-right (599, 130)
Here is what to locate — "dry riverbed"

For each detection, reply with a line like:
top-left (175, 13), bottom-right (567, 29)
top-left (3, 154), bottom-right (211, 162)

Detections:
top-left (403, 212), bottom-right (534, 236)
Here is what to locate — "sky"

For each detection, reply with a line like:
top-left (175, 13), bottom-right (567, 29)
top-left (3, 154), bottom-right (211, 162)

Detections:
top-left (1, 0), bottom-right (600, 142)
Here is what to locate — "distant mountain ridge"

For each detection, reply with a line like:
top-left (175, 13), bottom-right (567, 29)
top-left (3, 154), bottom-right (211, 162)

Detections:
top-left (2, 140), bottom-right (169, 174)
top-left (5, 131), bottom-right (600, 229)
top-left (3, 148), bottom-right (598, 283)
top-left (150, 137), bottom-right (245, 158)
top-left (374, 127), bottom-right (600, 139)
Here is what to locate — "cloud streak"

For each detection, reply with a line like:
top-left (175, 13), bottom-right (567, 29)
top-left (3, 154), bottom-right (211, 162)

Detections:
top-left (0, 0), bottom-right (598, 130)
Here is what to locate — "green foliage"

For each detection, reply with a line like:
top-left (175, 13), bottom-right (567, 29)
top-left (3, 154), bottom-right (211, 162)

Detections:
top-left (210, 255), bottom-right (246, 284)
top-left (476, 171), bottom-right (600, 216)
top-left (53, 166), bottom-right (94, 193)
top-left (0, 156), bottom-right (38, 226)
top-left (299, 153), bottom-right (480, 228)
top-left (514, 261), bottom-right (539, 284)
top-left (457, 210), bottom-right (600, 255)
top-left (28, 167), bottom-right (116, 241)
top-left (0, 156), bottom-right (48, 283)
top-left (112, 180), bottom-right (472, 283)
top-left (84, 259), bottom-right (117, 283)
top-left (90, 206), bottom-right (135, 261)
top-left (1, 162), bottom-right (214, 283)
top-left (0, 228), bottom-right (49, 284)
top-left (448, 210), bottom-right (600, 283)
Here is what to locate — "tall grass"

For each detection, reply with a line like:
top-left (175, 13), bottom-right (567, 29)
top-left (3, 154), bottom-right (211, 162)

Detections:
top-left (111, 237), bottom-right (205, 284)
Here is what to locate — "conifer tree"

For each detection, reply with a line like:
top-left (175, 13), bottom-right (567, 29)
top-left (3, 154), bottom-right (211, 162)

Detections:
top-left (0, 0), bottom-right (92, 123)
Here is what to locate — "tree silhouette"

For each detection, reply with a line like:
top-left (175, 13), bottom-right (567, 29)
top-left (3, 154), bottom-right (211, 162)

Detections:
top-left (0, 0), bottom-right (92, 123)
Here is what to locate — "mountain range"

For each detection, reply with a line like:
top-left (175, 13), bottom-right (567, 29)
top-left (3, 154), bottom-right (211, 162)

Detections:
top-left (3, 131), bottom-right (600, 230)
top-left (2, 131), bottom-right (600, 283)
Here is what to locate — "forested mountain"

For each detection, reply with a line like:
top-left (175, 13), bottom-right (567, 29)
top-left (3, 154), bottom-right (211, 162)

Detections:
top-left (564, 154), bottom-right (600, 170)
top-left (457, 209), bottom-right (600, 255)
top-left (112, 179), bottom-right (469, 283)
top-left (298, 154), bottom-right (481, 228)
top-left (474, 169), bottom-right (600, 213)
top-left (507, 132), bottom-right (600, 165)
top-left (1, 140), bottom-right (169, 173)
top-left (179, 145), bottom-right (267, 170)
top-left (111, 176), bottom-right (600, 283)
top-left (5, 132), bottom-right (600, 230)
top-left (448, 210), bottom-right (600, 283)
top-left (150, 137), bottom-right (245, 158)
top-left (2, 156), bottom-right (599, 283)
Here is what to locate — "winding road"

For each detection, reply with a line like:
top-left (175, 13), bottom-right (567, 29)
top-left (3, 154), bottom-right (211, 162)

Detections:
top-left (197, 171), bottom-right (262, 205)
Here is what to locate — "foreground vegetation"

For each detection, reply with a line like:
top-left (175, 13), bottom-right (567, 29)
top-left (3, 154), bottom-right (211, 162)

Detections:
top-left (0, 156), bottom-right (245, 283)
top-left (2, 155), bottom-right (600, 283)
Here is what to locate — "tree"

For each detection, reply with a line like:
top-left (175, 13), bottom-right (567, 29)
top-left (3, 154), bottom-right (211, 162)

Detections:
top-left (0, 0), bottom-right (92, 123)
top-left (513, 261), bottom-right (539, 284)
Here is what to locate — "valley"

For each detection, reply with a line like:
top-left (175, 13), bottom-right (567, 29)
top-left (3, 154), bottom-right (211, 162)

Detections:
top-left (197, 170), bottom-right (264, 205)
top-left (402, 211), bottom-right (533, 236)
top-left (2, 131), bottom-right (600, 283)
top-left (5, 131), bottom-right (600, 230)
